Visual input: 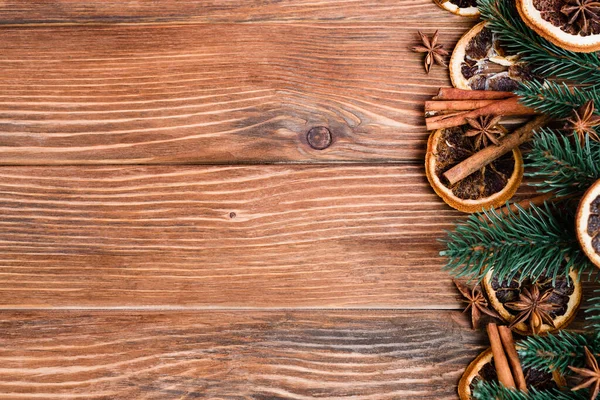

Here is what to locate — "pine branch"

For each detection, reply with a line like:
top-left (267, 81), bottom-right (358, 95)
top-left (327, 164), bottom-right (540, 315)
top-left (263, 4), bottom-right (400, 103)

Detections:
top-left (586, 291), bottom-right (600, 333)
top-left (473, 381), bottom-right (589, 400)
top-left (517, 81), bottom-right (600, 119)
top-left (478, 0), bottom-right (600, 84)
top-left (440, 202), bottom-right (594, 283)
top-left (526, 129), bottom-right (600, 197)
top-left (518, 331), bottom-right (600, 374)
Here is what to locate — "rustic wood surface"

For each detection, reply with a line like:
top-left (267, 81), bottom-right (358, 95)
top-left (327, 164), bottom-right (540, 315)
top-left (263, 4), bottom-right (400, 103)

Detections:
top-left (0, 19), bottom-right (473, 164)
top-left (0, 1), bottom-right (577, 399)
top-left (0, 311), bottom-right (485, 399)
top-left (0, 0), bottom-right (469, 24)
top-left (0, 165), bottom-right (538, 309)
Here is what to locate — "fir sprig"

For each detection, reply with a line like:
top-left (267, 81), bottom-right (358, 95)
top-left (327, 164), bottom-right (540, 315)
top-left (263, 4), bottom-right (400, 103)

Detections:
top-left (518, 330), bottom-right (600, 374)
top-left (527, 129), bottom-right (600, 197)
top-left (440, 203), bottom-right (593, 283)
top-left (586, 292), bottom-right (600, 333)
top-left (478, 0), bottom-right (600, 84)
top-left (517, 81), bottom-right (600, 119)
top-left (473, 381), bottom-right (589, 400)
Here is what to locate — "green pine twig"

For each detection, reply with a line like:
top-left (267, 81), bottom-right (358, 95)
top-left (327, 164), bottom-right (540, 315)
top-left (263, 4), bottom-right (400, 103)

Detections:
top-left (473, 381), bottom-right (589, 400)
top-left (517, 81), bottom-right (600, 119)
top-left (518, 330), bottom-right (600, 374)
top-left (478, 0), bottom-right (600, 84)
top-left (527, 129), bottom-right (600, 197)
top-left (440, 202), bottom-right (594, 283)
top-left (586, 291), bottom-right (600, 333)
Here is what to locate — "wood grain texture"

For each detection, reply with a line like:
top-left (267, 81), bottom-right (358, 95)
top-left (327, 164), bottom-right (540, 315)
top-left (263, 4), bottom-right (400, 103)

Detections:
top-left (0, 310), bottom-right (485, 399)
top-left (0, 19), bottom-right (473, 164)
top-left (0, 0), bottom-right (472, 25)
top-left (0, 164), bottom-right (536, 309)
top-left (0, 3), bottom-right (545, 397)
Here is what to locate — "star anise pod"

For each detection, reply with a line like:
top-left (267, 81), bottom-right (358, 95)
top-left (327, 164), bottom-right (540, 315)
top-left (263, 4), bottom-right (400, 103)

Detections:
top-left (505, 285), bottom-right (559, 335)
top-left (412, 30), bottom-right (449, 74)
top-left (561, 0), bottom-right (600, 35)
top-left (566, 100), bottom-right (600, 144)
top-left (464, 115), bottom-right (507, 149)
top-left (453, 279), bottom-right (500, 329)
top-left (569, 346), bottom-right (600, 400)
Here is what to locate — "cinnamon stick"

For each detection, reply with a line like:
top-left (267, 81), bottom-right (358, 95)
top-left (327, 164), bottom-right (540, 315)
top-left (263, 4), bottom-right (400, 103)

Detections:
top-left (433, 88), bottom-right (516, 101)
top-left (443, 115), bottom-right (551, 186)
top-left (425, 110), bottom-right (467, 117)
top-left (498, 325), bottom-right (528, 392)
top-left (476, 193), bottom-right (556, 223)
top-left (425, 99), bottom-right (496, 112)
top-left (497, 193), bottom-right (555, 216)
top-left (425, 97), bottom-right (537, 131)
top-left (487, 323), bottom-right (516, 389)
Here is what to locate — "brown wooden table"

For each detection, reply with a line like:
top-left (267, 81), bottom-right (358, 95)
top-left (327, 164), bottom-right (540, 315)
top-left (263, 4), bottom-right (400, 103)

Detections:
top-left (0, 1), bottom-right (513, 398)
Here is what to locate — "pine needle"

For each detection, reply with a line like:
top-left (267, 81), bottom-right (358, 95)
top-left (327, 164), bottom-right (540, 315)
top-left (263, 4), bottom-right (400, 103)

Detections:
top-left (473, 380), bottom-right (589, 399)
top-left (586, 290), bottom-right (600, 333)
top-left (518, 330), bottom-right (600, 374)
top-left (440, 202), bottom-right (594, 284)
top-left (527, 129), bottom-right (600, 197)
top-left (517, 81), bottom-right (600, 119)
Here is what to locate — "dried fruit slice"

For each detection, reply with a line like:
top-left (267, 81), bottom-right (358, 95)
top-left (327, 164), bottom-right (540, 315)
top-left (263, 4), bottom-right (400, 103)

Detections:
top-left (425, 127), bottom-right (523, 213)
top-left (482, 269), bottom-right (582, 335)
top-left (434, 0), bottom-right (480, 17)
top-left (576, 179), bottom-right (600, 268)
top-left (458, 348), bottom-right (565, 399)
top-left (450, 22), bottom-right (533, 91)
top-left (518, 0), bottom-right (600, 53)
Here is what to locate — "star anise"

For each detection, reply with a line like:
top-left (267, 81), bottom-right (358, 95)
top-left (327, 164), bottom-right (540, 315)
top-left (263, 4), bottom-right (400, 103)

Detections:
top-left (412, 30), bottom-right (449, 74)
top-left (464, 115), bottom-right (507, 149)
top-left (505, 285), bottom-right (559, 335)
top-left (566, 100), bottom-right (600, 144)
top-left (453, 279), bottom-right (500, 329)
top-left (561, 0), bottom-right (600, 35)
top-left (569, 346), bottom-right (600, 400)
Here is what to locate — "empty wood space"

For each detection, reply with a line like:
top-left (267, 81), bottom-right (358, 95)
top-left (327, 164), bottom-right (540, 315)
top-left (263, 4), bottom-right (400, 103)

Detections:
top-left (0, 1), bottom-right (549, 399)
top-left (0, 0), bottom-right (469, 24)
top-left (0, 18), bottom-right (474, 164)
top-left (0, 311), bottom-right (484, 399)
top-left (0, 165), bottom-right (540, 310)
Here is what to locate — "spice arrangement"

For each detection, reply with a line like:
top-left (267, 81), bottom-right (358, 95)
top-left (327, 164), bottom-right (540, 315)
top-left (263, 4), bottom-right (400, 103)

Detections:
top-left (418, 0), bottom-right (600, 398)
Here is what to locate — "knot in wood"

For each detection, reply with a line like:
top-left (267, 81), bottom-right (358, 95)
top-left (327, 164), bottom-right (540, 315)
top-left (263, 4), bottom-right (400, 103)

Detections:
top-left (306, 127), bottom-right (332, 150)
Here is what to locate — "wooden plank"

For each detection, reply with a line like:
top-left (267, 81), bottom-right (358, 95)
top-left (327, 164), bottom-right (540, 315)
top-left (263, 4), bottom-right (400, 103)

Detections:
top-left (0, 0), bottom-right (470, 25)
top-left (0, 165), bottom-right (538, 309)
top-left (0, 20), bottom-right (473, 164)
top-left (0, 310), bottom-right (485, 399)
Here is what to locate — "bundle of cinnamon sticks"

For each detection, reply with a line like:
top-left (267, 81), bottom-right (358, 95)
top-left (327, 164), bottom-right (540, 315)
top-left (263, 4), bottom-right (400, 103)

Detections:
top-left (426, 88), bottom-right (550, 185)
top-left (425, 88), bottom-right (537, 131)
top-left (487, 323), bottom-right (528, 392)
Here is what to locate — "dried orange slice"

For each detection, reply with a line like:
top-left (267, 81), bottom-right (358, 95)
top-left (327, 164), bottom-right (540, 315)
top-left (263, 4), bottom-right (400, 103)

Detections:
top-left (458, 348), bottom-right (565, 399)
top-left (482, 269), bottom-right (582, 335)
top-left (517, 0), bottom-right (600, 53)
top-left (450, 22), bottom-right (533, 91)
top-left (425, 127), bottom-right (523, 213)
top-left (434, 0), bottom-right (480, 17)
top-left (576, 179), bottom-right (600, 268)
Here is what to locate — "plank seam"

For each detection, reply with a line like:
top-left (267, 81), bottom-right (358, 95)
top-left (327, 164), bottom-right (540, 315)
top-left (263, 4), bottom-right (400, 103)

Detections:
top-left (0, 306), bottom-right (462, 311)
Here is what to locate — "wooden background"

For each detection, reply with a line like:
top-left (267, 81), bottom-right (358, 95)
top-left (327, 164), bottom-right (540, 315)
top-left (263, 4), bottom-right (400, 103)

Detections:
top-left (0, 1), bottom-right (567, 398)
